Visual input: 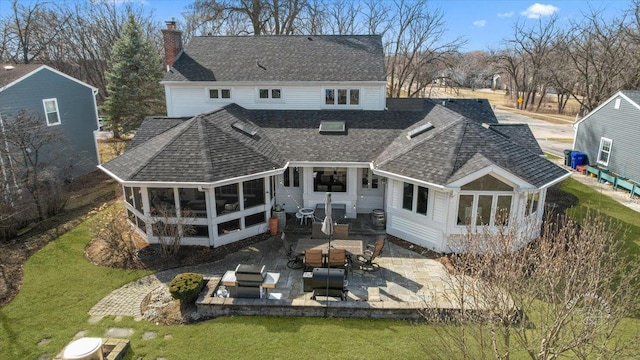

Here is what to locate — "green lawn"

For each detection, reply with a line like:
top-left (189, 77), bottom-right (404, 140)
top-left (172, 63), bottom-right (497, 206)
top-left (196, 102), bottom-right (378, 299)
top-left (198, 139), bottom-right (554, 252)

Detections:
top-left (560, 178), bottom-right (640, 256)
top-left (1, 179), bottom-right (638, 359)
top-left (0, 218), bottom-right (439, 359)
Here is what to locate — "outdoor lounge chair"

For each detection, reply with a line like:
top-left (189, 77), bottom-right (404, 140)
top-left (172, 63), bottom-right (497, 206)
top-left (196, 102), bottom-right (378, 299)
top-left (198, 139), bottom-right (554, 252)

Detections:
top-left (304, 249), bottom-right (324, 270)
top-left (282, 232), bottom-right (303, 269)
top-left (358, 238), bottom-right (385, 271)
top-left (327, 248), bottom-right (349, 275)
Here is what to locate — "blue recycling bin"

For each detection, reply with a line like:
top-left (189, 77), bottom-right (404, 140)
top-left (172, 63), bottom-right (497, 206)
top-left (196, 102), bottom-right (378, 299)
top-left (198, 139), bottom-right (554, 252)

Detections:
top-left (570, 151), bottom-right (587, 169)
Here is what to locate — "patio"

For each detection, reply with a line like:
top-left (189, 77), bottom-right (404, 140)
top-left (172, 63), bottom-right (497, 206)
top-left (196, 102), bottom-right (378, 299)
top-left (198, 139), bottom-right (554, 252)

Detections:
top-left (196, 213), bottom-right (464, 319)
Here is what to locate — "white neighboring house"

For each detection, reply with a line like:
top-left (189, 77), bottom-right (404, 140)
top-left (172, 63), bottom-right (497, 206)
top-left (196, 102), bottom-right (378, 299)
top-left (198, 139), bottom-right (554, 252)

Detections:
top-left (98, 22), bottom-right (570, 252)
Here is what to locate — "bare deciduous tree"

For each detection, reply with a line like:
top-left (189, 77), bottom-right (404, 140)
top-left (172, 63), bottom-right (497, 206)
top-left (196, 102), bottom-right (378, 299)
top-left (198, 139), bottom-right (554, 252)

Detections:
top-left (151, 206), bottom-right (195, 257)
top-left (0, 111), bottom-right (67, 221)
top-left (424, 213), bottom-right (640, 360)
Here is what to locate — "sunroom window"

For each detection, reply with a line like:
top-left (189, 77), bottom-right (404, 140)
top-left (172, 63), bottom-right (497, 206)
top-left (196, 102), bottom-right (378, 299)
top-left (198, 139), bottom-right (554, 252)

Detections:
top-left (314, 167), bottom-right (346, 192)
top-left (457, 175), bottom-right (514, 227)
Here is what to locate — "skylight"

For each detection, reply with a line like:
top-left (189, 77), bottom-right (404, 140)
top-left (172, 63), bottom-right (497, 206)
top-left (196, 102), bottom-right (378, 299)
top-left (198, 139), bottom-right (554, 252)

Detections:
top-left (319, 120), bottom-right (346, 134)
top-left (232, 121), bottom-right (258, 137)
top-left (407, 122), bottom-right (433, 139)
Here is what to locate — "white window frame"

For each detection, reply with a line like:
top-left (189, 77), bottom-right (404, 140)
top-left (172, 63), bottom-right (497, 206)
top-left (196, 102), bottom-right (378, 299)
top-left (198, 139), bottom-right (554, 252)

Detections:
top-left (524, 191), bottom-right (539, 217)
top-left (256, 87), bottom-right (282, 101)
top-left (456, 192), bottom-right (513, 227)
top-left (401, 182), bottom-right (429, 216)
top-left (206, 88), bottom-right (232, 101)
top-left (323, 88), bottom-right (361, 107)
top-left (42, 98), bottom-right (61, 126)
top-left (597, 137), bottom-right (612, 166)
top-left (360, 168), bottom-right (380, 190)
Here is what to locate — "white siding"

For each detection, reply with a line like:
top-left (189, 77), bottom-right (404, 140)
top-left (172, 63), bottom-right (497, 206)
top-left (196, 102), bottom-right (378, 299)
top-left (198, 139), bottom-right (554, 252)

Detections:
top-left (385, 179), bottom-right (446, 251)
top-left (388, 214), bottom-right (443, 251)
top-left (164, 83), bottom-right (386, 116)
top-left (432, 191), bottom-right (447, 223)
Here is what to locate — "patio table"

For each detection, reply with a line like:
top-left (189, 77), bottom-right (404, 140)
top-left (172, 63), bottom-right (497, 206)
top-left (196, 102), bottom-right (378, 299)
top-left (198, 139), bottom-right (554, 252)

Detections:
top-left (294, 238), bottom-right (363, 256)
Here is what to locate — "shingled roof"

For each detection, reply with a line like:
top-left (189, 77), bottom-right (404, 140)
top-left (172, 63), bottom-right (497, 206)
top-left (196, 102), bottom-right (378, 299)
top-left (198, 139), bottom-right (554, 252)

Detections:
top-left (487, 124), bottom-right (543, 155)
top-left (163, 35), bottom-right (386, 82)
top-left (103, 102), bottom-right (568, 187)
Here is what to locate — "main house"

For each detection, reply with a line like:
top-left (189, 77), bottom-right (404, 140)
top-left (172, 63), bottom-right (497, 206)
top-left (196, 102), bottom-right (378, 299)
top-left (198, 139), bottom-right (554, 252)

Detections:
top-left (0, 64), bottom-right (100, 183)
top-left (573, 90), bottom-right (640, 187)
top-left (99, 23), bottom-right (569, 253)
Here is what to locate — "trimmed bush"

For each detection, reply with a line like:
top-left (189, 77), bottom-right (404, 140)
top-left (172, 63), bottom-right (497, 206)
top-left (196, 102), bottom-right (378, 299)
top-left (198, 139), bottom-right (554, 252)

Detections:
top-left (168, 273), bottom-right (205, 303)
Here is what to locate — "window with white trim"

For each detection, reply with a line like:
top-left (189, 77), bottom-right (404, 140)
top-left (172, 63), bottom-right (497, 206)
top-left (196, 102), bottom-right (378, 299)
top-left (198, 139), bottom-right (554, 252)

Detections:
top-left (208, 88), bottom-right (231, 100)
top-left (597, 137), bottom-right (612, 165)
top-left (283, 167), bottom-right (300, 187)
top-left (324, 88), bottom-right (360, 106)
top-left (456, 175), bottom-right (514, 227)
top-left (43, 98), bottom-right (60, 126)
top-left (402, 182), bottom-right (429, 216)
top-left (258, 88), bottom-right (281, 100)
top-left (361, 169), bottom-right (379, 189)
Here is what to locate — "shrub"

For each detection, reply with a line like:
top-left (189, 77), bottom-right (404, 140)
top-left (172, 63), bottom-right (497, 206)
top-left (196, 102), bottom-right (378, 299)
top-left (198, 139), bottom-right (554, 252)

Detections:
top-left (168, 273), bottom-right (205, 303)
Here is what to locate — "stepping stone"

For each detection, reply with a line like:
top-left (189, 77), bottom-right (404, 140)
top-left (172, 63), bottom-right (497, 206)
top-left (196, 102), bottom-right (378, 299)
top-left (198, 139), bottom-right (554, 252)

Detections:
top-left (367, 287), bottom-right (381, 302)
top-left (105, 327), bottom-right (134, 338)
top-left (164, 334), bottom-right (173, 340)
top-left (73, 330), bottom-right (88, 339)
top-left (87, 315), bottom-right (103, 324)
top-left (37, 338), bottom-right (50, 346)
top-left (142, 331), bottom-right (157, 340)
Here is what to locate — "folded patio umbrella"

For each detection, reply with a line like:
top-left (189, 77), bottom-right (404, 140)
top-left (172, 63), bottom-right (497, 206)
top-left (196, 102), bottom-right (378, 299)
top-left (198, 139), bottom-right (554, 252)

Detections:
top-left (321, 192), bottom-right (334, 236)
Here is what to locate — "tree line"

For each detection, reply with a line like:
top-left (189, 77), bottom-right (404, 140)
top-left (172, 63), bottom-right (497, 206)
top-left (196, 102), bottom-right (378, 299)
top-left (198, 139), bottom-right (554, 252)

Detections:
top-left (2, 0), bottom-right (639, 117)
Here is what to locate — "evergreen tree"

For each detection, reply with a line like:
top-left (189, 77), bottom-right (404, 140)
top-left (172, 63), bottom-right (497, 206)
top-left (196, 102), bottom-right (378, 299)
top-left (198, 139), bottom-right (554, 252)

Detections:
top-left (101, 14), bottom-right (164, 138)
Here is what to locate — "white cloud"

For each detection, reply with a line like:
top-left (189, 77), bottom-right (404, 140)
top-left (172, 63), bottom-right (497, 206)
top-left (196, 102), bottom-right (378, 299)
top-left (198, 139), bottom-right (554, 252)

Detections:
top-left (520, 3), bottom-right (559, 19)
top-left (497, 11), bottom-right (514, 18)
top-left (473, 20), bottom-right (487, 27)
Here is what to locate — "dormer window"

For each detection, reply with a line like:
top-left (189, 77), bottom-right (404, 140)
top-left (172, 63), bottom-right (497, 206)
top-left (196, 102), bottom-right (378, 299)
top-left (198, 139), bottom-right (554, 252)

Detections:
top-left (325, 88), bottom-right (360, 106)
top-left (208, 88), bottom-right (231, 100)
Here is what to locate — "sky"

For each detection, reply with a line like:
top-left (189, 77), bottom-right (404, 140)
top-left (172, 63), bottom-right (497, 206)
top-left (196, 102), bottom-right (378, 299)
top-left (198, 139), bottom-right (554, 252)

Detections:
top-left (0, 0), bottom-right (635, 51)
top-left (145, 0), bottom-right (635, 51)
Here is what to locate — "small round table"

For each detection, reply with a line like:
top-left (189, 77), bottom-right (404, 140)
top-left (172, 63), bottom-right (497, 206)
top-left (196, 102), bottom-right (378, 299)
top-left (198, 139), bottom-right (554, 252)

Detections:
top-left (298, 208), bottom-right (315, 225)
top-left (63, 337), bottom-right (103, 360)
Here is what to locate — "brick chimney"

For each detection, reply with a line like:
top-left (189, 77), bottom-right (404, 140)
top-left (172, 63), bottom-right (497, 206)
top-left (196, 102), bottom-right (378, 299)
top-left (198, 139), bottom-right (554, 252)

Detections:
top-left (162, 20), bottom-right (183, 71)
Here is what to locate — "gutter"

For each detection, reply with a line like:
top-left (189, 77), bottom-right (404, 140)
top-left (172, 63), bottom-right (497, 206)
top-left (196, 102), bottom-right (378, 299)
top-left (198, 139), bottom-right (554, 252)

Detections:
top-left (98, 164), bottom-right (286, 188)
top-left (371, 165), bottom-right (447, 191)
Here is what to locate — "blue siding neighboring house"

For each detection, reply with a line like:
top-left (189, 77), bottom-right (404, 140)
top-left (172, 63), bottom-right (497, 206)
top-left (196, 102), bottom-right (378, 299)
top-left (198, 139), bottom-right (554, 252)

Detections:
top-left (573, 90), bottom-right (640, 184)
top-left (0, 64), bottom-right (100, 180)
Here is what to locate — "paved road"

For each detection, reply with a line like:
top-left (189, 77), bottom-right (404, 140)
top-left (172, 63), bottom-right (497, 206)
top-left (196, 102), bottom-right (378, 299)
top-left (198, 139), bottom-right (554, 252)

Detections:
top-left (494, 109), bottom-right (574, 157)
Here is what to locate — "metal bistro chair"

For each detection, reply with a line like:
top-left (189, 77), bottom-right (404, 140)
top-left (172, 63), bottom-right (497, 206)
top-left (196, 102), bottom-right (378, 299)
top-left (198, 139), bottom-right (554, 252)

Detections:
top-left (282, 232), bottom-right (303, 269)
top-left (358, 238), bottom-right (385, 271)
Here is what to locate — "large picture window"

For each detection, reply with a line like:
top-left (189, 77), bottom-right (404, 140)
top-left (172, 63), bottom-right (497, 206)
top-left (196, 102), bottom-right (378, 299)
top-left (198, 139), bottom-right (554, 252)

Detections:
top-left (597, 137), bottom-right (612, 165)
top-left (313, 167), bottom-right (347, 192)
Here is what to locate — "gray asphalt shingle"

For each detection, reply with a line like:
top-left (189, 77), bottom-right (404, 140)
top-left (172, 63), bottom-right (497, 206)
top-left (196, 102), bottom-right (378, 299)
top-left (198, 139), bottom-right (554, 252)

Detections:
top-left (103, 102), bottom-right (568, 188)
top-left (164, 35), bottom-right (385, 82)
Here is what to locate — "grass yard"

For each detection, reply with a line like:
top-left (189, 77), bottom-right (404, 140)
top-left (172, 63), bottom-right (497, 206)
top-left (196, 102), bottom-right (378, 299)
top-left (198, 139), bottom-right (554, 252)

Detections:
top-left (1, 178), bottom-right (638, 359)
top-left (0, 217), bottom-right (441, 359)
top-left (560, 178), bottom-right (640, 256)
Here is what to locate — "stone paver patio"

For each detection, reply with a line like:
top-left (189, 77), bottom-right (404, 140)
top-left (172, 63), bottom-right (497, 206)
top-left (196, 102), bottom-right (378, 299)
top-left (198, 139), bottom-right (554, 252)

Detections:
top-left (90, 221), bottom-right (462, 320)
